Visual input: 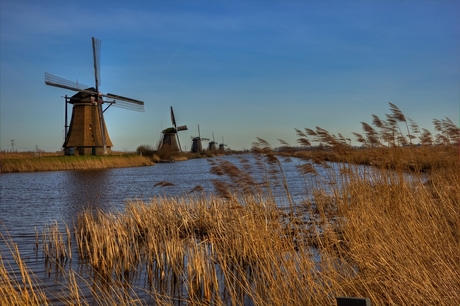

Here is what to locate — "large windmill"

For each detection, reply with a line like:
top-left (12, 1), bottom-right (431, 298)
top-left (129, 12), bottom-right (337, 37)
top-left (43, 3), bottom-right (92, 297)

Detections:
top-left (207, 132), bottom-right (218, 151)
top-left (191, 124), bottom-right (209, 153)
top-left (158, 106), bottom-right (188, 153)
top-left (45, 37), bottom-right (144, 156)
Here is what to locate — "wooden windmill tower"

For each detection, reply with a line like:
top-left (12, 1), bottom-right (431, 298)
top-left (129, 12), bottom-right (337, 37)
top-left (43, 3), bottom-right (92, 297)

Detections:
top-left (45, 37), bottom-right (144, 156)
top-left (158, 106), bottom-right (188, 153)
top-left (191, 124), bottom-right (209, 153)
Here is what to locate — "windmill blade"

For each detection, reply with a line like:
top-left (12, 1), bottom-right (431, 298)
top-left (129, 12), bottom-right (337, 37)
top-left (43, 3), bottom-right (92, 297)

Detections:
top-left (177, 134), bottom-right (182, 152)
top-left (170, 106), bottom-right (176, 128)
top-left (45, 73), bottom-right (144, 111)
top-left (91, 39), bottom-right (106, 154)
top-left (105, 93), bottom-right (143, 104)
top-left (104, 93), bottom-right (144, 112)
top-left (201, 138), bottom-right (210, 141)
top-left (103, 98), bottom-right (145, 112)
top-left (92, 38), bottom-right (105, 155)
top-left (45, 72), bottom-right (90, 92)
top-left (176, 125), bottom-right (188, 131)
top-left (92, 37), bottom-right (101, 90)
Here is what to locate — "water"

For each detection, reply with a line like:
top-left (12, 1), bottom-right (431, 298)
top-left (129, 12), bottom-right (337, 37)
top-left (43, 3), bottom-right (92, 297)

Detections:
top-left (0, 154), bottom-right (369, 304)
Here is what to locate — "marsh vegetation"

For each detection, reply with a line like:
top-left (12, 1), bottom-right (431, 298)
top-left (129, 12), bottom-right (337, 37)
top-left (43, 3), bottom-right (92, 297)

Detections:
top-left (1, 104), bottom-right (459, 305)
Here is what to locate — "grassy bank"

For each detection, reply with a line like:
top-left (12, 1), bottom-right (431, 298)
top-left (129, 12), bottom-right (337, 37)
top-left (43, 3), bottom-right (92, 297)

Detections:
top-left (0, 154), bottom-right (154, 173)
top-left (0, 149), bottom-right (237, 173)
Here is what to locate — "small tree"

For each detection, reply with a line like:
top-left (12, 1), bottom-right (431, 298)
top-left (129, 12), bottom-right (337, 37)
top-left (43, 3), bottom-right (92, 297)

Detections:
top-left (136, 144), bottom-right (155, 156)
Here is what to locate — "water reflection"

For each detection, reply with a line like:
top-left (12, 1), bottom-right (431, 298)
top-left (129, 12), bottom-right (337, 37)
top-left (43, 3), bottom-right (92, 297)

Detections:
top-left (61, 169), bottom-right (115, 216)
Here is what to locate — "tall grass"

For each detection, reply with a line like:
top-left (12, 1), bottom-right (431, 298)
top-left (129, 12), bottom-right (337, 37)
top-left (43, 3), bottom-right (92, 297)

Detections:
top-left (1, 103), bottom-right (459, 305)
top-left (288, 102), bottom-right (459, 173)
top-left (0, 229), bottom-right (50, 305)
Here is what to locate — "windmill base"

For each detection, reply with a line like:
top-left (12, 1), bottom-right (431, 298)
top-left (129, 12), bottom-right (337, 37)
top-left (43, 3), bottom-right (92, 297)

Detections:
top-left (64, 146), bottom-right (112, 156)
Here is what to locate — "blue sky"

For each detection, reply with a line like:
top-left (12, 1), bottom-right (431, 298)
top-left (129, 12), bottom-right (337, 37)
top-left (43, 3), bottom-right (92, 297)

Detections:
top-left (1, 0), bottom-right (459, 152)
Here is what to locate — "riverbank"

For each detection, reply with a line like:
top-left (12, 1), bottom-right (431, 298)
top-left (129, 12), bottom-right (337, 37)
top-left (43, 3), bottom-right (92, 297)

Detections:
top-left (0, 150), bottom-right (239, 173)
top-left (0, 154), bottom-right (155, 173)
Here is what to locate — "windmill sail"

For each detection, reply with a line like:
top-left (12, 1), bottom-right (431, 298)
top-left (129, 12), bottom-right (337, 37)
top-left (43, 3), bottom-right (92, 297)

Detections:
top-left (91, 37), bottom-right (107, 154)
top-left (92, 37), bottom-right (101, 91)
top-left (170, 106), bottom-right (177, 128)
top-left (46, 73), bottom-right (145, 112)
top-left (45, 73), bottom-right (90, 92)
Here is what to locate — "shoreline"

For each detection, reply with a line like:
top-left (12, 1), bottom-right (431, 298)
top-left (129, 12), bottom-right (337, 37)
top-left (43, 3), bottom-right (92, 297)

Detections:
top-left (0, 151), bottom-right (235, 173)
top-left (0, 154), bottom-right (155, 173)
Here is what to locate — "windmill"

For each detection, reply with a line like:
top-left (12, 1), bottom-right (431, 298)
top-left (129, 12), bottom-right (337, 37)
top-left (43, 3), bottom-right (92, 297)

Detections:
top-left (191, 124), bottom-right (209, 153)
top-left (207, 132), bottom-right (218, 151)
top-left (158, 106), bottom-right (188, 153)
top-left (219, 136), bottom-right (228, 152)
top-left (45, 37), bottom-right (144, 156)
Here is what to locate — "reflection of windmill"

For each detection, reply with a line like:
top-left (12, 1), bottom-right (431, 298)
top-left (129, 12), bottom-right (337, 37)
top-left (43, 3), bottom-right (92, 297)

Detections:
top-left (207, 132), bottom-right (218, 151)
top-left (219, 137), bottom-right (228, 152)
top-left (191, 125), bottom-right (209, 153)
top-left (45, 37), bottom-right (144, 156)
top-left (158, 106), bottom-right (188, 152)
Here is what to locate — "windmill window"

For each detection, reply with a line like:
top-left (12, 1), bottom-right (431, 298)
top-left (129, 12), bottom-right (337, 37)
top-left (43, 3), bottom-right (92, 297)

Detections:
top-left (89, 124), bottom-right (92, 130)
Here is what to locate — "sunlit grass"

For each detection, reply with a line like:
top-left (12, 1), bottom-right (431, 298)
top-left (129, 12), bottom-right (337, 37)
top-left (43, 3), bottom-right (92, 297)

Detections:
top-left (0, 154), bottom-right (154, 173)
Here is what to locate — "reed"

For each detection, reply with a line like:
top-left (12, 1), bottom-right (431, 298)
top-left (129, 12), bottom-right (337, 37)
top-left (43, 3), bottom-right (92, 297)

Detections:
top-left (288, 103), bottom-right (459, 173)
top-left (0, 154), bottom-right (154, 173)
top-left (0, 230), bottom-right (49, 305)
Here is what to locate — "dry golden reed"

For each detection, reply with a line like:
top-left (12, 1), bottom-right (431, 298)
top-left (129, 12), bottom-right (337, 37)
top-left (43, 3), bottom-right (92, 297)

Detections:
top-left (0, 230), bottom-right (49, 305)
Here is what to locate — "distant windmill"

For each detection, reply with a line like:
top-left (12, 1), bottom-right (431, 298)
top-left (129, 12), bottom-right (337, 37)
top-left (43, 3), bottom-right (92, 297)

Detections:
top-left (158, 106), bottom-right (188, 153)
top-left (207, 132), bottom-right (218, 151)
top-left (219, 137), bottom-right (228, 152)
top-left (191, 124), bottom-right (209, 153)
top-left (45, 37), bottom-right (144, 156)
